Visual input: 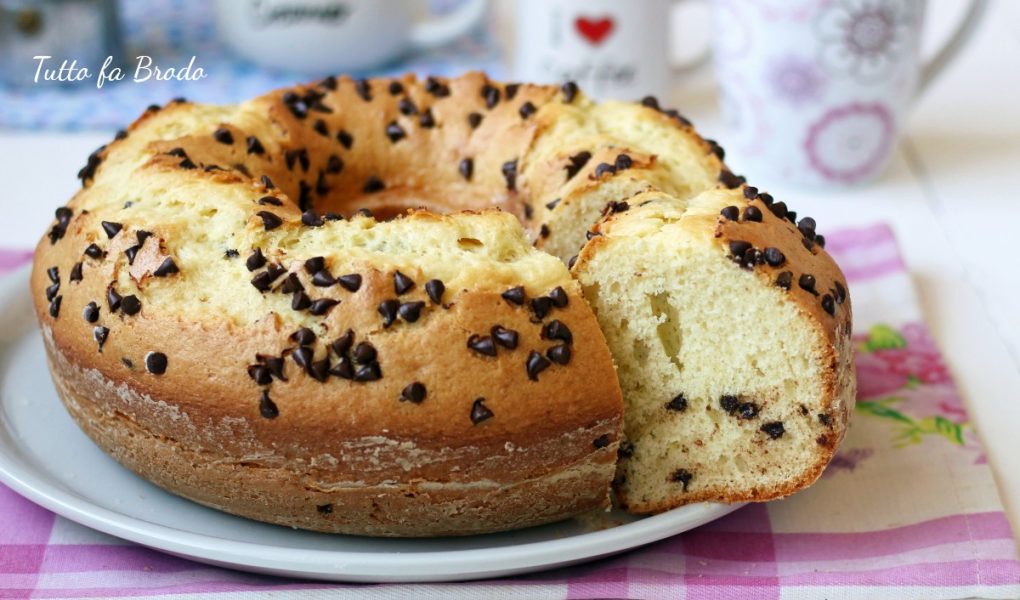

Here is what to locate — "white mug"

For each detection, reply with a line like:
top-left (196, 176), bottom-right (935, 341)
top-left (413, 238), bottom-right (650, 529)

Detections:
top-left (513, 0), bottom-right (707, 101)
top-left (214, 0), bottom-right (487, 74)
top-left (710, 0), bottom-right (987, 187)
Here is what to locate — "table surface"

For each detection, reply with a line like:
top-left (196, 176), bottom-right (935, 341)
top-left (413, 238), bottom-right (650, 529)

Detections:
top-left (2, 0), bottom-right (1019, 540)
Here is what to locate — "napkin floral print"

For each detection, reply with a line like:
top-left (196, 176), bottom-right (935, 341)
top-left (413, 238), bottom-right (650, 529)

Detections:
top-left (854, 322), bottom-right (980, 458)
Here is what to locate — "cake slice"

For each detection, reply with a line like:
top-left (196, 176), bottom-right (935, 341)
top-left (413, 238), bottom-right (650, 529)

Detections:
top-left (572, 187), bottom-right (855, 512)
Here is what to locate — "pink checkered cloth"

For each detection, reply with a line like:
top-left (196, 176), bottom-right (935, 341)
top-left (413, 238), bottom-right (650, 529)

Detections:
top-left (1, 224), bottom-right (1018, 599)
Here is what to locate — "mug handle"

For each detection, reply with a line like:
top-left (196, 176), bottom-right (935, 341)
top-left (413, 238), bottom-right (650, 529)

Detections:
top-left (917, 0), bottom-right (989, 96)
top-left (409, 0), bottom-right (488, 51)
top-left (671, 0), bottom-right (711, 75)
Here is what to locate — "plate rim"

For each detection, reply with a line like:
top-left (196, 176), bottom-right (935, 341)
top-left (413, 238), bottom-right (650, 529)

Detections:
top-left (0, 264), bottom-right (743, 581)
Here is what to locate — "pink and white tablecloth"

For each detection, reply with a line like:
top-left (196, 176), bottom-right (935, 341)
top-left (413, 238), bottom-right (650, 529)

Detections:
top-left (0, 223), bottom-right (1018, 599)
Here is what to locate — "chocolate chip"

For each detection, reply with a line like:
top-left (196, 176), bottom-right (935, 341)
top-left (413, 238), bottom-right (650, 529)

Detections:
top-left (309, 298), bottom-right (339, 315)
top-left (743, 206), bottom-right (763, 222)
top-left (257, 211), bottom-right (283, 231)
top-left (547, 344), bottom-right (571, 364)
top-left (666, 394), bottom-right (688, 412)
top-left (309, 359), bottom-right (330, 382)
top-left (419, 108), bottom-right (436, 128)
top-left (502, 159), bottom-right (518, 190)
top-left (491, 325), bottom-right (518, 349)
top-left (337, 130), bottom-right (353, 149)
top-left (354, 362), bottom-right (382, 382)
top-left (720, 206), bottom-right (739, 221)
top-left (378, 299), bottom-right (399, 327)
top-left (641, 96), bottom-right (660, 110)
top-left (106, 287), bottom-right (122, 312)
top-left (330, 357), bottom-right (354, 379)
top-left (292, 346), bottom-right (313, 370)
top-left (469, 398), bottom-right (494, 424)
top-left (718, 169), bottom-right (745, 189)
top-left (565, 151), bottom-right (592, 179)
top-left (743, 186), bottom-right (759, 199)
top-left (769, 201), bottom-right (788, 220)
top-left (546, 198), bottom-right (561, 211)
top-left (247, 135), bottom-right (264, 155)
top-left (467, 112), bottom-right (483, 128)
top-left (213, 128), bottom-right (233, 145)
top-left (121, 295), bottom-right (141, 315)
top-left (337, 273), bottom-right (362, 292)
top-left (425, 279), bottom-right (445, 304)
top-left (387, 80), bottom-right (404, 95)
top-left (327, 330), bottom-right (354, 357)
top-left (459, 157), bottom-right (473, 181)
top-left (467, 334), bottom-right (497, 357)
top-left (561, 81), bottom-right (578, 103)
top-left (531, 296), bottom-right (553, 320)
top-left (799, 274), bottom-right (817, 294)
top-left (291, 327), bottom-right (316, 346)
top-left (738, 402), bottom-right (759, 419)
top-left (786, 210), bottom-right (798, 224)
top-left (46, 266), bottom-right (59, 284)
top-left (291, 291), bottom-right (312, 310)
top-left (317, 503), bottom-right (333, 514)
top-left (540, 224), bottom-right (550, 238)
top-left (482, 83), bottom-right (500, 108)
top-left (264, 357), bottom-right (287, 381)
top-left (729, 240), bottom-right (752, 257)
top-left (505, 83), bottom-right (520, 99)
top-left (672, 469), bottom-right (693, 491)
top-left (548, 286), bottom-right (568, 308)
top-left (424, 76), bottom-right (450, 97)
top-left (246, 249), bottom-right (266, 271)
top-left (764, 247), bottom-right (785, 267)
top-left (354, 208), bottom-right (374, 219)
top-left (69, 262), bottom-right (83, 282)
top-left (363, 176), bottom-right (385, 193)
top-left (815, 234), bottom-right (826, 248)
top-left (397, 301), bottom-right (424, 323)
top-left (153, 257), bottom-right (179, 277)
top-left (594, 162), bottom-right (616, 178)
top-left (301, 210), bottom-right (324, 227)
top-left (502, 286), bottom-right (525, 305)
top-left (761, 421), bottom-right (785, 439)
top-left (821, 294), bottom-right (835, 316)
top-left (248, 364), bottom-right (272, 385)
top-left (101, 221), bottom-right (122, 239)
top-left (394, 271), bottom-right (415, 295)
top-left (311, 270), bottom-right (335, 287)
top-left (398, 97), bottom-right (418, 116)
top-left (605, 200), bottom-right (629, 214)
top-left (355, 78), bottom-right (371, 101)
top-left (519, 101), bottom-right (536, 119)
top-left (615, 154), bottom-right (633, 170)
top-left (705, 139), bottom-right (725, 160)
top-left (543, 320), bottom-right (572, 344)
top-left (776, 271), bottom-right (793, 290)
top-left (524, 203), bottom-right (534, 219)
top-left (145, 351), bottom-right (167, 374)
top-left (400, 382), bottom-right (426, 404)
top-left (82, 301), bottom-right (99, 323)
top-left (720, 395), bottom-right (738, 413)
top-left (798, 217), bottom-right (817, 241)
top-left (833, 281), bottom-right (847, 304)
top-left (84, 244), bottom-right (105, 260)
top-left (568, 255), bottom-right (578, 269)
top-left (385, 121), bottom-right (406, 143)
top-left (259, 390), bottom-right (279, 418)
top-left (593, 434), bottom-right (611, 449)
top-left (89, 328), bottom-right (109, 352)
top-left (526, 351), bottom-right (551, 380)
top-left (45, 283), bottom-right (60, 301)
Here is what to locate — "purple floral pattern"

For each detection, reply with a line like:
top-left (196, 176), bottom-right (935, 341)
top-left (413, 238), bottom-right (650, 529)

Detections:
top-left (766, 55), bottom-right (828, 106)
top-left (815, 0), bottom-right (917, 83)
top-left (804, 102), bottom-right (895, 183)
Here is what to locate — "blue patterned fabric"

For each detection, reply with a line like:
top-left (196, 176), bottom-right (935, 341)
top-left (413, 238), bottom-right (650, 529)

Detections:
top-left (0, 0), bottom-right (502, 130)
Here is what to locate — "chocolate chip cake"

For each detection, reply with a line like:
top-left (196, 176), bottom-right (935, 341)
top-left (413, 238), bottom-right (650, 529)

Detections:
top-left (31, 72), bottom-right (854, 536)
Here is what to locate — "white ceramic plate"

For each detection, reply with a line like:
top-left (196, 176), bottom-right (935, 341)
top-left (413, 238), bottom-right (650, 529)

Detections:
top-left (0, 265), bottom-right (741, 582)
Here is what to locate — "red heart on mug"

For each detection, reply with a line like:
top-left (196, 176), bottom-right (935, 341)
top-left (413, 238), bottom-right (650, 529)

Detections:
top-left (575, 16), bottom-right (614, 45)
